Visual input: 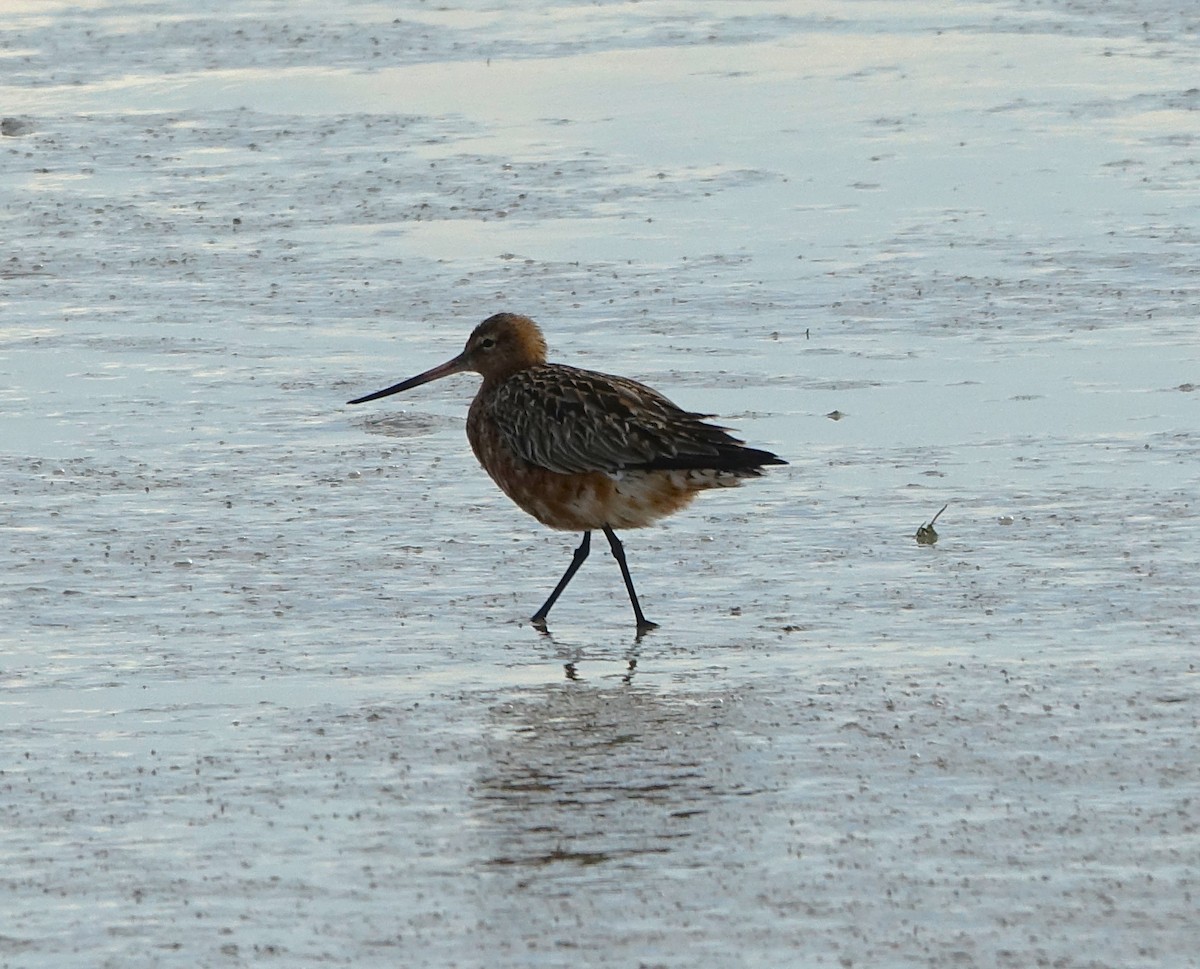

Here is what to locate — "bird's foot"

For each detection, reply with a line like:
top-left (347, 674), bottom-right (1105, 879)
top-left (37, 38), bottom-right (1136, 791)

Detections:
top-left (634, 619), bottom-right (659, 640)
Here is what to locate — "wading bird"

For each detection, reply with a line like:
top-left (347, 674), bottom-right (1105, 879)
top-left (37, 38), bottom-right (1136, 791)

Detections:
top-left (348, 313), bottom-right (785, 633)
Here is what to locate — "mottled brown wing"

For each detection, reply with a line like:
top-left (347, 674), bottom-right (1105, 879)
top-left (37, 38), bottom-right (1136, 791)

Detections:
top-left (486, 364), bottom-right (779, 474)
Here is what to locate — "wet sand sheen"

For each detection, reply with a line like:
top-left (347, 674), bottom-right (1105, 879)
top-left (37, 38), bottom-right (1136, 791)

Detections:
top-left (2, 1), bottom-right (1198, 967)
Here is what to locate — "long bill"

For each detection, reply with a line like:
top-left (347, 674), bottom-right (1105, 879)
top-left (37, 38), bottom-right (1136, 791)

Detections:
top-left (347, 352), bottom-right (470, 405)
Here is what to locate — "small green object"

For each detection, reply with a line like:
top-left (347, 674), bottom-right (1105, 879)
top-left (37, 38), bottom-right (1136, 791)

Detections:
top-left (916, 503), bottom-right (948, 545)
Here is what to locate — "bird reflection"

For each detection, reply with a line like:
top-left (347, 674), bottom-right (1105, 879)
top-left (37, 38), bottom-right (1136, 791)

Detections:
top-left (563, 657), bottom-right (637, 684)
top-left (533, 624), bottom-right (641, 683)
top-left (473, 680), bottom-right (745, 878)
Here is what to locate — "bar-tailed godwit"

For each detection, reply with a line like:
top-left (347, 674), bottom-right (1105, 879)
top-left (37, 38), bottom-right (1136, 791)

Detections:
top-left (349, 313), bottom-right (785, 632)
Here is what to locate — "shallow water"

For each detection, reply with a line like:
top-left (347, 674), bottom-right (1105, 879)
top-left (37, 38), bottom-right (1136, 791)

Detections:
top-left (2, 1), bottom-right (1198, 967)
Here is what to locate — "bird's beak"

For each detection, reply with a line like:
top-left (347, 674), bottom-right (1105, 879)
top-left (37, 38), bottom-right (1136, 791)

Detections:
top-left (347, 351), bottom-right (471, 405)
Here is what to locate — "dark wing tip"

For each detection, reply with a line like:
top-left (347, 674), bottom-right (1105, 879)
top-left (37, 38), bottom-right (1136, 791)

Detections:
top-left (634, 444), bottom-right (787, 473)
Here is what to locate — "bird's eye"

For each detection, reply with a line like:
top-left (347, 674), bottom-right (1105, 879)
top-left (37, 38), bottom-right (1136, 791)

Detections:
top-left (479, 336), bottom-right (497, 350)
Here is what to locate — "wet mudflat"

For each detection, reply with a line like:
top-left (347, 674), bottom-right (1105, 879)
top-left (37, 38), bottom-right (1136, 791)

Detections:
top-left (2, 1), bottom-right (1198, 966)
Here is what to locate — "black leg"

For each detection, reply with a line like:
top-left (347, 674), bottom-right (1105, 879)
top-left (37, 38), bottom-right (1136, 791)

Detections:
top-left (531, 531), bottom-right (591, 627)
top-left (602, 525), bottom-right (658, 633)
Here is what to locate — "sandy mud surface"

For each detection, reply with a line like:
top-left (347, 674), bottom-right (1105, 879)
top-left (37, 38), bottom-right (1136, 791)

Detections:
top-left (2, 1), bottom-right (1197, 966)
